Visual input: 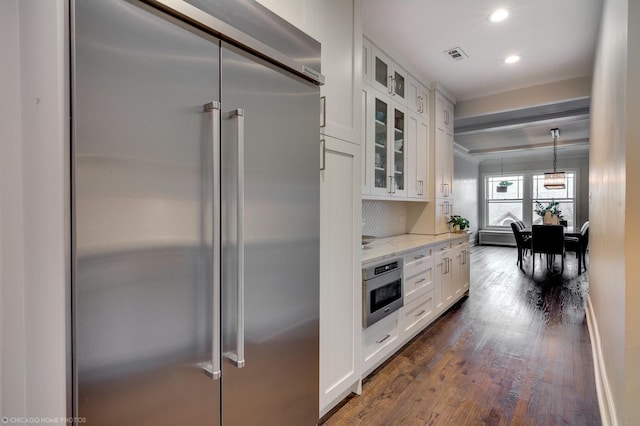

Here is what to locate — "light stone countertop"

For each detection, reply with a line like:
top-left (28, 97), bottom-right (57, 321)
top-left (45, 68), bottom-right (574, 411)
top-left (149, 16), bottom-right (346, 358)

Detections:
top-left (361, 233), bottom-right (470, 265)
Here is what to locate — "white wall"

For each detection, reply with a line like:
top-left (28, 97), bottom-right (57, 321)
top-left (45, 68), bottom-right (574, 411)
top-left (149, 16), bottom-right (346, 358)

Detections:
top-left (1, 0), bottom-right (69, 422)
top-left (453, 153), bottom-right (479, 243)
top-left (1, 0), bottom-right (26, 417)
top-left (589, 0), bottom-right (640, 423)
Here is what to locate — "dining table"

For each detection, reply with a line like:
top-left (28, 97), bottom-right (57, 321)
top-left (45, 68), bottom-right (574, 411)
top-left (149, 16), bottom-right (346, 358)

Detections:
top-left (521, 225), bottom-right (581, 238)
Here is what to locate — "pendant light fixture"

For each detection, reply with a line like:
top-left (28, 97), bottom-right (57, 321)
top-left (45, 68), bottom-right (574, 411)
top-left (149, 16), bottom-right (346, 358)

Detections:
top-left (543, 128), bottom-right (565, 189)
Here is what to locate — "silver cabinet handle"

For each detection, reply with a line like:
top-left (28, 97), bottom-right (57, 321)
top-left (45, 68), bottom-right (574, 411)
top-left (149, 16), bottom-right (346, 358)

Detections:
top-left (224, 108), bottom-right (246, 369)
top-left (388, 76), bottom-right (395, 95)
top-left (320, 138), bottom-right (326, 171)
top-left (416, 310), bottom-right (426, 317)
top-left (376, 334), bottom-right (391, 344)
top-left (204, 101), bottom-right (222, 380)
top-left (414, 254), bottom-right (426, 260)
top-left (417, 96), bottom-right (424, 113)
top-left (415, 278), bottom-right (427, 284)
top-left (388, 176), bottom-right (393, 194)
top-left (320, 96), bottom-right (326, 128)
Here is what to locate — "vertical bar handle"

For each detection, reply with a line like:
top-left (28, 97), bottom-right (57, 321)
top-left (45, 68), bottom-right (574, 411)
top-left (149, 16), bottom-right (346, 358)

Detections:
top-left (204, 101), bottom-right (222, 380)
top-left (320, 96), bottom-right (326, 128)
top-left (320, 138), bottom-right (326, 171)
top-left (225, 108), bottom-right (246, 369)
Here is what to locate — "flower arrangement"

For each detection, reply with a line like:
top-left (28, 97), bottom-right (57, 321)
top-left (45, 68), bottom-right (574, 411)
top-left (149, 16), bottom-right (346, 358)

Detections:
top-left (534, 200), bottom-right (564, 219)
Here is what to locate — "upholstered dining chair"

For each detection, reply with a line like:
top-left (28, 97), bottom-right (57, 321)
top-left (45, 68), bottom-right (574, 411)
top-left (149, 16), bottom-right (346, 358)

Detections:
top-left (531, 224), bottom-right (565, 275)
top-left (565, 221), bottom-right (589, 274)
top-left (510, 222), bottom-right (531, 270)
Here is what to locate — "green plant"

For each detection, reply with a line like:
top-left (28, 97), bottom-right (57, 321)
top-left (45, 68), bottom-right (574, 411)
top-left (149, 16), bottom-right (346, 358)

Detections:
top-left (448, 215), bottom-right (470, 231)
top-left (534, 200), bottom-right (564, 219)
top-left (498, 180), bottom-right (513, 186)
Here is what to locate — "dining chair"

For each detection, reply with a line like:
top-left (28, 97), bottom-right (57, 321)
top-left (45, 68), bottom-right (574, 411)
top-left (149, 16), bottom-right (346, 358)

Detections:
top-left (531, 224), bottom-right (565, 275)
top-left (565, 221), bottom-right (589, 274)
top-left (510, 222), bottom-right (531, 270)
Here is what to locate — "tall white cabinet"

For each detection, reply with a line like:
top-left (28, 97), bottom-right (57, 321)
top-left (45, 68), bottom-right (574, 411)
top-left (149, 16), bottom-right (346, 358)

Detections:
top-left (319, 138), bottom-right (361, 416)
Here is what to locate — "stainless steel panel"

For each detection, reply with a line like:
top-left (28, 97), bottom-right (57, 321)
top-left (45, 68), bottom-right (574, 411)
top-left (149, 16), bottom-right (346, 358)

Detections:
top-left (73, 0), bottom-right (220, 424)
top-left (183, 0), bottom-right (321, 78)
top-left (220, 42), bottom-right (320, 426)
top-left (146, 0), bottom-right (323, 84)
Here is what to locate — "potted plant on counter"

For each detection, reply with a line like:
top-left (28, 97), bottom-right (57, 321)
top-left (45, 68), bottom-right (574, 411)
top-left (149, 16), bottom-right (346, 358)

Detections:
top-left (448, 215), bottom-right (470, 233)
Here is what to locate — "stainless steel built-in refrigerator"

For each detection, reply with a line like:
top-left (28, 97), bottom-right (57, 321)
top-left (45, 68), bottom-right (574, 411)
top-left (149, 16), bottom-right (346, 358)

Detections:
top-left (72, 1), bottom-right (321, 424)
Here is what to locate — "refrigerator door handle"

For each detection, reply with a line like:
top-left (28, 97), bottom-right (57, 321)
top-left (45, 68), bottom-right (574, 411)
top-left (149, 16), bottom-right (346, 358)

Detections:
top-left (204, 101), bottom-right (222, 380)
top-left (224, 108), bottom-right (246, 369)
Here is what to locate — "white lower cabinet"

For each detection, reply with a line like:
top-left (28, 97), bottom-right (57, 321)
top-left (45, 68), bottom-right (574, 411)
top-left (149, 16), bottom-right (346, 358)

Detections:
top-left (401, 289), bottom-right (435, 341)
top-left (452, 240), bottom-right (470, 296)
top-left (360, 236), bottom-right (470, 383)
top-left (362, 310), bottom-right (401, 376)
top-left (320, 136), bottom-right (362, 416)
top-left (434, 245), bottom-right (453, 315)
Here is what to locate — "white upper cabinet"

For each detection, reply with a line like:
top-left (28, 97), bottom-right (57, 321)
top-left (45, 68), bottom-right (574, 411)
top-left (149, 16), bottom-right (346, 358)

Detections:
top-left (316, 0), bottom-right (362, 144)
top-left (371, 45), bottom-right (408, 105)
top-left (407, 112), bottom-right (428, 200)
top-left (364, 88), bottom-right (408, 198)
top-left (434, 90), bottom-right (454, 198)
top-left (407, 76), bottom-right (429, 121)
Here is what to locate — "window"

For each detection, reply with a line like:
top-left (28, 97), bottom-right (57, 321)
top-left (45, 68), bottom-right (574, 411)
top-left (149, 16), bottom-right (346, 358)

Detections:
top-left (483, 171), bottom-right (577, 228)
top-left (531, 172), bottom-right (576, 226)
top-left (485, 175), bottom-right (524, 226)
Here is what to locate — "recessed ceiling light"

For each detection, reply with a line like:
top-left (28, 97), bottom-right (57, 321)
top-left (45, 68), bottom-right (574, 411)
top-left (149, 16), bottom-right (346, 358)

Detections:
top-left (490, 8), bottom-right (509, 22)
top-left (504, 55), bottom-right (521, 64)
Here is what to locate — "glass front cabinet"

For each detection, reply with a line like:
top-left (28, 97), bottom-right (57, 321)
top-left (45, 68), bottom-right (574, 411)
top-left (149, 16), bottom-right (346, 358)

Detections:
top-left (371, 45), bottom-right (407, 105)
top-left (367, 89), bottom-right (407, 197)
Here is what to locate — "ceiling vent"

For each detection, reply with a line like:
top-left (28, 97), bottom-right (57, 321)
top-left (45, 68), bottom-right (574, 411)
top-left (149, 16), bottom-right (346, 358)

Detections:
top-left (444, 47), bottom-right (468, 61)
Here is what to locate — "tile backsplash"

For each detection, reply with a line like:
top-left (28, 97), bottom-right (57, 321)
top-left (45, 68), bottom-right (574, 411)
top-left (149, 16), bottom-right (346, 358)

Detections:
top-left (362, 200), bottom-right (407, 238)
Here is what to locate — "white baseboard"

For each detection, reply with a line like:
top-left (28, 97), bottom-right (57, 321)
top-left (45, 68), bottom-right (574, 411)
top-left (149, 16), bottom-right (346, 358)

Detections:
top-left (586, 294), bottom-right (618, 426)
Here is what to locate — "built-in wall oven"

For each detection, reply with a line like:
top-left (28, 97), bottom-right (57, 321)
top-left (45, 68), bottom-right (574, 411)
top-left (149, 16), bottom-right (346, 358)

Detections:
top-left (363, 259), bottom-right (403, 327)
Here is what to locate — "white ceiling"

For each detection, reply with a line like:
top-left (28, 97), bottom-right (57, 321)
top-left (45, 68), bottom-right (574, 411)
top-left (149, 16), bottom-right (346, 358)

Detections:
top-left (362, 0), bottom-right (603, 162)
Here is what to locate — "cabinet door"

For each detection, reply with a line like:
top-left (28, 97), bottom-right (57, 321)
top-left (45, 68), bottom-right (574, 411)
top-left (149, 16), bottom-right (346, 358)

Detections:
top-left (371, 46), bottom-right (407, 104)
top-left (318, 0), bottom-right (362, 144)
top-left (320, 136), bottom-right (361, 414)
top-left (362, 37), bottom-right (372, 85)
top-left (407, 112), bottom-right (428, 200)
top-left (434, 126), bottom-right (453, 198)
top-left (391, 103), bottom-right (407, 197)
top-left (407, 77), bottom-right (429, 119)
top-left (461, 244), bottom-right (470, 292)
top-left (369, 93), bottom-right (391, 196)
top-left (435, 249), bottom-right (453, 314)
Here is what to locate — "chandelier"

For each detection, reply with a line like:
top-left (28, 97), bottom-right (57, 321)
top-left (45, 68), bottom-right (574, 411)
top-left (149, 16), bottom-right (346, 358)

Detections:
top-left (543, 128), bottom-right (565, 189)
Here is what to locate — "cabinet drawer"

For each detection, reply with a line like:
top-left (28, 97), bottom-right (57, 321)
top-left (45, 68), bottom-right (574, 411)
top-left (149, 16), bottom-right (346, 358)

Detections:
top-left (362, 311), bottom-right (400, 369)
top-left (401, 289), bottom-right (435, 339)
top-left (404, 264), bottom-right (434, 303)
top-left (453, 237), bottom-right (469, 247)
top-left (433, 241), bottom-right (451, 253)
top-left (404, 247), bottom-right (432, 268)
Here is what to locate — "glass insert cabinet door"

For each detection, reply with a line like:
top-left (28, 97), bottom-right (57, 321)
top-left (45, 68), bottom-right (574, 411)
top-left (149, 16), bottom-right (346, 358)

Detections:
top-left (371, 93), bottom-right (407, 197)
top-left (372, 48), bottom-right (406, 101)
top-left (373, 97), bottom-right (389, 192)
top-left (393, 107), bottom-right (405, 194)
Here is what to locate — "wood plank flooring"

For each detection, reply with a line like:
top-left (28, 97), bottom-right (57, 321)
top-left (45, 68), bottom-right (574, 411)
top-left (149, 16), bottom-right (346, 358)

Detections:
top-left (322, 245), bottom-right (600, 426)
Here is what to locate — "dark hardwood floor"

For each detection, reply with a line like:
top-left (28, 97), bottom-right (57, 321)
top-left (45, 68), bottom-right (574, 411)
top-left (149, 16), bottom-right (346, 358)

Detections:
top-left (323, 245), bottom-right (600, 426)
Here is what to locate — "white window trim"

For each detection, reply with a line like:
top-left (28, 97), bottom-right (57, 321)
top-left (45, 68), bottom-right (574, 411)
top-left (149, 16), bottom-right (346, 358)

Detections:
top-left (481, 169), bottom-right (579, 229)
